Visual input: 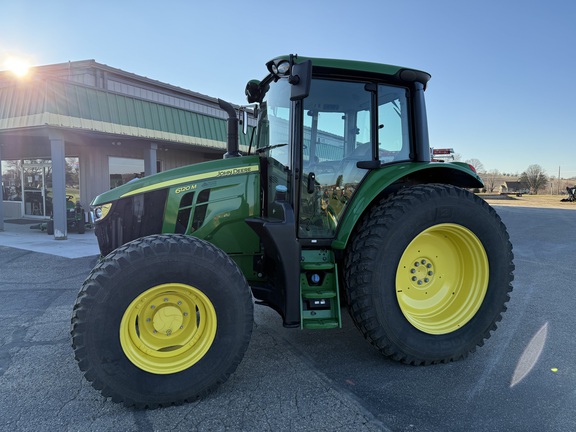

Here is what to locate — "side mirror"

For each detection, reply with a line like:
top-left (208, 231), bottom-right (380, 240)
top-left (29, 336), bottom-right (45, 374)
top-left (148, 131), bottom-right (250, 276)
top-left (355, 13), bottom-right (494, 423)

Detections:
top-left (242, 109), bottom-right (248, 135)
top-left (290, 60), bottom-right (312, 101)
top-left (238, 106), bottom-right (257, 135)
top-left (245, 80), bottom-right (261, 103)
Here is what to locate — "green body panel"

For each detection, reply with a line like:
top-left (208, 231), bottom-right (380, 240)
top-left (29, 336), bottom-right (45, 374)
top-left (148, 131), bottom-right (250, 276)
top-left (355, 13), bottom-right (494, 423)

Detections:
top-left (331, 162), bottom-right (483, 250)
top-left (162, 163), bottom-right (261, 278)
top-left (92, 156), bottom-right (261, 205)
top-left (93, 156), bottom-right (262, 279)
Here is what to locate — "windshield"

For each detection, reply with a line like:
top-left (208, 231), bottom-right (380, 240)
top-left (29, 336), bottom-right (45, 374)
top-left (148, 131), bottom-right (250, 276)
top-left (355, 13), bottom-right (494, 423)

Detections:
top-left (255, 78), bottom-right (292, 218)
top-left (255, 78), bottom-right (291, 167)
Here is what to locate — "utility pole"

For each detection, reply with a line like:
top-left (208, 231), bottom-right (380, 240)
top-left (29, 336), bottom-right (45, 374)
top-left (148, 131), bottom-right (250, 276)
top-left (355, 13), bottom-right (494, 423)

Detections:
top-left (558, 166), bottom-right (561, 195)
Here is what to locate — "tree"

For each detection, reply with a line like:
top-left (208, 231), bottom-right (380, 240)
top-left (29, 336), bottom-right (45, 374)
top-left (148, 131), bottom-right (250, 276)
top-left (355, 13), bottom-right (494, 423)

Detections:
top-left (65, 157), bottom-right (80, 186)
top-left (483, 169), bottom-right (501, 193)
top-left (465, 158), bottom-right (485, 174)
top-left (519, 164), bottom-right (548, 194)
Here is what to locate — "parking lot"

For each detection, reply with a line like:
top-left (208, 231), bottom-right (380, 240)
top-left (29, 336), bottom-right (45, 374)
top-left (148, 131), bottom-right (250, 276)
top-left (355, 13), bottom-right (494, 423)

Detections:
top-left (0, 205), bottom-right (575, 432)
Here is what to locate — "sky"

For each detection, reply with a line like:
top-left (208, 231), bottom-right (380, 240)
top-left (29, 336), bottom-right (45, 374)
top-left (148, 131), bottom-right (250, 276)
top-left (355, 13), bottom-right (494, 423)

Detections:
top-left (1, 0), bottom-right (575, 178)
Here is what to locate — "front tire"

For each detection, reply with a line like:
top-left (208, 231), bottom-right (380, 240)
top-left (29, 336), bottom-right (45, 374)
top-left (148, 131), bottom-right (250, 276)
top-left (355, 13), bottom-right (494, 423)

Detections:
top-left (71, 234), bottom-right (253, 408)
top-left (345, 184), bottom-right (514, 364)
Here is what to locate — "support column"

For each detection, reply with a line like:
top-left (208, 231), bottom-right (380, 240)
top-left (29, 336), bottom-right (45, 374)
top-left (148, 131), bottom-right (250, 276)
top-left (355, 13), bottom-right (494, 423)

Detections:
top-left (0, 143), bottom-right (4, 231)
top-left (144, 143), bottom-right (158, 177)
top-left (49, 131), bottom-right (67, 240)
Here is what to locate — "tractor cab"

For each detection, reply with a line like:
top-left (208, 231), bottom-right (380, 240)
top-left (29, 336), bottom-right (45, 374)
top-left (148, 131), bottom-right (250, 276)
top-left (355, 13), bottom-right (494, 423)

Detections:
top-left (248, 55), bottom-right (431, 242)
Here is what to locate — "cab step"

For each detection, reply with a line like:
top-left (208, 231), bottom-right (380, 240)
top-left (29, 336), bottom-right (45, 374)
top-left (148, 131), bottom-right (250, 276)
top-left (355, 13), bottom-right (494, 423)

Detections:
top-left (300, 249), bottom-right (342, 329)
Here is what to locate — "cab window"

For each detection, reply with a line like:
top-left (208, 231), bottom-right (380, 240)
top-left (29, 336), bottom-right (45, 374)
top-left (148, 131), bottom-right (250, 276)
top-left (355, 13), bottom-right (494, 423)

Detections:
top-left (300, 79), bottom-right (372, 238)
top-left (378, 85), bottom-right (410, 162)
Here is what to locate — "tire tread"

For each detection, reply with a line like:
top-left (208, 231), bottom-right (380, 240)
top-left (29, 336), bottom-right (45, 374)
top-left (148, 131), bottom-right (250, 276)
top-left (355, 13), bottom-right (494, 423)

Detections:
top-left (71, 234), bottom-right (253, 409)
top-left (344, 184), bottom-right (514, 365)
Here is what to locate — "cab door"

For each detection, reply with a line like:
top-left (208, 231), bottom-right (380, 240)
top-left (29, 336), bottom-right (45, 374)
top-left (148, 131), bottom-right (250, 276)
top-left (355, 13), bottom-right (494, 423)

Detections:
top-left (298, 80), bottom-right (412, 240)
top-left (299, 79), bottom-right (373, 239)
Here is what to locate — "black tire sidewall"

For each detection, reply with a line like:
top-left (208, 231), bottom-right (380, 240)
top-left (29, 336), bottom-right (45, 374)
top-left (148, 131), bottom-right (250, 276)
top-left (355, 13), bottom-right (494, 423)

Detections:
top-left (81, 236), bottom-right (253, 404)
top-left (350, 186), bottom-right (512, 361)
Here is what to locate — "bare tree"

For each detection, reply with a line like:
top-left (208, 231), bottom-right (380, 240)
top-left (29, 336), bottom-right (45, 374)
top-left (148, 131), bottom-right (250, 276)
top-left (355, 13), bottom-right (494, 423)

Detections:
top-left (483, 169), bottom-right (501, 193)
top-left (465, 158), bottom-right (485, 174)
top-left (519, 164), bottom-right (548, 194)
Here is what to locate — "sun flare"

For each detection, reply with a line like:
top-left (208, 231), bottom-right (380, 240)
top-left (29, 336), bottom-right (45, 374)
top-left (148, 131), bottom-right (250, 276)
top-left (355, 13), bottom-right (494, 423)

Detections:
top-left (3, 58), bottom-right (31, 77)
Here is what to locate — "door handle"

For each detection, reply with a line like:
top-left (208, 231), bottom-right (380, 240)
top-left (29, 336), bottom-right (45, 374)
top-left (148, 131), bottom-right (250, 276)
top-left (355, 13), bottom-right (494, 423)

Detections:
top-left (307, 172), bottom-right (316, 194)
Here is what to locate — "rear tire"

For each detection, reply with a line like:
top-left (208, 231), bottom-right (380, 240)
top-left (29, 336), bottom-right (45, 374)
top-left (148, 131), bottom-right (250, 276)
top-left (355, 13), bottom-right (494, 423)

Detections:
top-left (71, 234), bottom-right (253, 408)
top-left (345, 184), bottom-right (514, 364)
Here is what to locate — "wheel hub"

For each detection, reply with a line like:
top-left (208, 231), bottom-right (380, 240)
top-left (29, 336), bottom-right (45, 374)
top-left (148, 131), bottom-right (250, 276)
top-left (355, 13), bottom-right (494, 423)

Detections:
top-left (152, 305), bottom-right (184, 335)
top-left (396, 223), bottom-right (489, 335)
top-left (120, 283), bottom-right (216, 374)
top-left (409, 258), bottom-right (435, 287)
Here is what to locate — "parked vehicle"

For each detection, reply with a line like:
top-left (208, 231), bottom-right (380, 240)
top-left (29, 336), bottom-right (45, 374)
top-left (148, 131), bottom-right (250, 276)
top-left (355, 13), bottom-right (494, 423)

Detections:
top-left (561, 186), bottom-right (576, 202)
top-left (71, 55), bottom-right (514, 408)
top-left (30, 195), bottom-right (88, 234)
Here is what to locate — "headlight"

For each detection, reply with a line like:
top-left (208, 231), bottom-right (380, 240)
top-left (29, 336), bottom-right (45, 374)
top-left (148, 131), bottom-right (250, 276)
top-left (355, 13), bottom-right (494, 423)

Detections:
top-left (93, 203), bottom-right (112, 222)
top-left (276, 61), bottom-right (290, 75)
top-left (266, 58), bottom-right (292, 78)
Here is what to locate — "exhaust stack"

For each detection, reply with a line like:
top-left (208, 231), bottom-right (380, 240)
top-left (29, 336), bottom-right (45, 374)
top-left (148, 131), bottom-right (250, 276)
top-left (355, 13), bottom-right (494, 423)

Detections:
top-left (218, 99), bottom-right (241, 158)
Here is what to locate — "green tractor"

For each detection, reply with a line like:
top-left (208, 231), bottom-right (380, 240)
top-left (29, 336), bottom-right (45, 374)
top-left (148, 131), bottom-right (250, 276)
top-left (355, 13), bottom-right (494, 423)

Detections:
top-left (71, 55), bottom-right (514, 408)
top-left (29, 194), bottom-right (87, 234)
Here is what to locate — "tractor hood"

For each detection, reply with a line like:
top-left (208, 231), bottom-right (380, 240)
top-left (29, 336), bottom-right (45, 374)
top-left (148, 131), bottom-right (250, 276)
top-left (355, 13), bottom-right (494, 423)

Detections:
top-left (91, 155), bottom-right (262, 257)
top-left (92, 155), bottom-right (260, 206)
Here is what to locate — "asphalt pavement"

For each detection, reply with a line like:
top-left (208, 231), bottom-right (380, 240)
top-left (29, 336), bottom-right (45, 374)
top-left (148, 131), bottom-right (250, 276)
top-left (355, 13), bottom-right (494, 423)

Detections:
top-left (0, 206), bottom-right (575, 432)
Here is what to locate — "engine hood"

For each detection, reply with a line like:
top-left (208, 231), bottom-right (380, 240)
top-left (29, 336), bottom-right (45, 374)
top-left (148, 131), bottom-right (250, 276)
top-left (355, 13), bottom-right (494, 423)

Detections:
top-left (92, 155), bottom-right (261, 206)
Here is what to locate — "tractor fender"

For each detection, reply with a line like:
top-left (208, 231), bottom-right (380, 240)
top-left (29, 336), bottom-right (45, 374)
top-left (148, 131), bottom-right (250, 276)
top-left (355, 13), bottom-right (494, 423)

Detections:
top-left (331, 162), bottom-right (483, 250)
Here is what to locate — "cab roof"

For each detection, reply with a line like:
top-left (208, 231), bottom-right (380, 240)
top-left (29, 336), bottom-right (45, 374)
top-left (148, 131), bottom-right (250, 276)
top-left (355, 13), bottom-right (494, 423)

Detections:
top-left (273, 54), bottom-right (431, 86)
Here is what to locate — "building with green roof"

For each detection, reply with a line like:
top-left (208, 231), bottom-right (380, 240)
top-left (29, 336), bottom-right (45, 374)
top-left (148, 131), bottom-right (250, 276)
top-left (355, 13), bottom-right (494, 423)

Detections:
top-left (0, 60), bottom-right (249, 237)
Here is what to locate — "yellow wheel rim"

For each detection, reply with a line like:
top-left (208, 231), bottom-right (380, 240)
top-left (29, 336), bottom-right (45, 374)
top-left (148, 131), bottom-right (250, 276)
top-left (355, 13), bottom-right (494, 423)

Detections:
top-left (120, 283), bottom-right (217, 374)
top-left (396, 223), bottom-right (489, 335)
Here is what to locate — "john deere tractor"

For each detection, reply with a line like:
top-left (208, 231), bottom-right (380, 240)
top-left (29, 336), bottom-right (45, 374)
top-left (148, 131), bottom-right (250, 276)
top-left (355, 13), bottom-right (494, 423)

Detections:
top-left (71, 55), bottom-right (514, 408)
